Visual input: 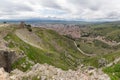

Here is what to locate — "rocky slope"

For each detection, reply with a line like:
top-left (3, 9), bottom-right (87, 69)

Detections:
top-left (0, 68), bottom-right (9, 80)
top-left (0, 63), bottom-right (110, 80)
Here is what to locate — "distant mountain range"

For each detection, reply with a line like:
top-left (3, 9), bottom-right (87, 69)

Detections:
top-left (0, 18), bottom-right (120, 24)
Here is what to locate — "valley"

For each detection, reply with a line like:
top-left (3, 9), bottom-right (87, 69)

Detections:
top-left (0, 22), bottom-right (120, 80)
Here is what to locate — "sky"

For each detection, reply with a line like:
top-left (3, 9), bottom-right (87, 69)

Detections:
top-left (0, 0), bottom-right (120, 21)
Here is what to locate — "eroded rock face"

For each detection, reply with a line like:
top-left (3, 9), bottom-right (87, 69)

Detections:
top-left (0, 50), bottom-right (18, 72)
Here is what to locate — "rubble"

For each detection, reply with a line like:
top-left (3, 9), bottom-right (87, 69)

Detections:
top-left (8, 63), bottom-right (110, 80)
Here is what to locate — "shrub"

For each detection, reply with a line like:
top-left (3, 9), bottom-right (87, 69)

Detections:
top-left (26, 24), bottom-right (32, 32)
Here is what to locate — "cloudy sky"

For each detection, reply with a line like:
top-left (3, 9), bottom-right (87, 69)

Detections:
top-left (0, 0), bottom-right (120, 21)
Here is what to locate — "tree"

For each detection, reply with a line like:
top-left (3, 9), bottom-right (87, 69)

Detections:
top-left (26, 24), bottom-right (32, 32)
top-left (77, 44), bottom-right (80, 47)
top-left (3, 21), bottom-right (7, 24)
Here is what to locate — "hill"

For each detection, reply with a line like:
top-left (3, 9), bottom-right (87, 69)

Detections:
top-left (3, 24), bottom-right (86, 71)
top-left (1, 22), bottom-right (120, 80)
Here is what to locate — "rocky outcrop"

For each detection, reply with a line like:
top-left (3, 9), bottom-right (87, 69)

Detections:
top-left (0, 68), bottom-right (9, 80)
top-left (9, 63), bottom-right (110, 80)
top-left (0, 50), bottom-right (24, 72)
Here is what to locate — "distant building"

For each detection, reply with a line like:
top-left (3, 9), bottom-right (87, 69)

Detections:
top-left (19, 21), bottom-right (25, 28)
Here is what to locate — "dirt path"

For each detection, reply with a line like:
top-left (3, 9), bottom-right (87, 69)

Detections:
top-left (81, 36), bottom-right (120, 46)
top-left (95, 36), bottom-right (120, 46)
top-left (74, 41), bottom-right (94, 57)
top-left (15, 29), bottom-right (44, 50)
top-left (15, 29), bottom-right (120, 67)
top-left (105, 57), bottom-right (120, 67)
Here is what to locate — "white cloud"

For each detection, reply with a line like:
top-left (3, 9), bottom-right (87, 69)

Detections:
top-left (0, 0), bottom-right (120, 21)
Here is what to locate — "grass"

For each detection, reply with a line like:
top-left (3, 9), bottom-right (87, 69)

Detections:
top-left (103, 62), bottom-right (120, 80)
top-left (75, 38), bottom-right (120, 68)
top-left (103, 51), bottom-right (120, 63)
top-left (89, 23), bottom-right (120, 42)
top-left (5, 33), bottom-right (70, 70)
top-left (4, 28), bottom-right (87, 71)
top-left (3, 24), bottom-right (120, 74)
top-left (106, 30), bottom-right (120, 42)
top-left (75, 39), bottom-right (113, 55)
top-left (2, 23), bottom-right (120, 80)
top-left (12, 57), bottom-right (33, 72)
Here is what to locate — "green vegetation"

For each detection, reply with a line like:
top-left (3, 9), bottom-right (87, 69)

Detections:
top-left (89, 23), bottom-right (120, 42)
top-left (75, 39), bottom-right (113, 55)
top-left (3, 26), bottom-right (120, 71)
top-left (12, 57), bottom-right (33, 72)
top-left (78, 23), bottom-right (120, 80)
top-left (103, 62), bottom-right (120, 80)
top-left (106, 30), bottom-right (120, 42)
top-left (103, 51), bottom-right (120, 63)
top-left (4, 28), bottom-right (86, 71)
top-left (2, 22), bottom-right (120, 80)
top-left (4, 33), bottom-right (68, 70)
top-left (25, 24), bottom-right (32, 32)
